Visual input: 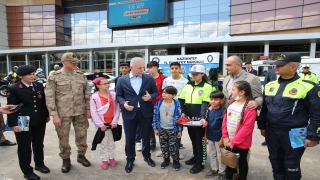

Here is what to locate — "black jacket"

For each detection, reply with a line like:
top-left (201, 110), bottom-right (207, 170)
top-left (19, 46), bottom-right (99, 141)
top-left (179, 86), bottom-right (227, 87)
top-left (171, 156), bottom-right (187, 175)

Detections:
top-left (7, 81), bottom-right (49, 127)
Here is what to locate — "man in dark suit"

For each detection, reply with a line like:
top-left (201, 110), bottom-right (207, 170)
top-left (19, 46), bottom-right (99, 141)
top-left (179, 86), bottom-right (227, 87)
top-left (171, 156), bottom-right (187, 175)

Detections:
top-left (116, 57), bottom-right (158, 173)
top-left (245, 62), bottom-right (258, 75)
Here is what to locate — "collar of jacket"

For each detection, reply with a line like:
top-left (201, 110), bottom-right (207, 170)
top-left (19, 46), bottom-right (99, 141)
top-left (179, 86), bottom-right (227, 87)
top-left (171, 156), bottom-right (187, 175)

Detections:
top-left (189, 80), bottom-right (206, 87)
top-left (278, 73), bottom-right (300, 83)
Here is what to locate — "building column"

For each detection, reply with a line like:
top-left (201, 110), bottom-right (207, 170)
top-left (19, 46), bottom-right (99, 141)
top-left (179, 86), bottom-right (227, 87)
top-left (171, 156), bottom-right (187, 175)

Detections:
top-left (6, 55), bottom-right (11, 74)
top-left (89, 50), bottom-right (93, 72)
top-left (310, 42), bottom-right (316, 58)
top-left (45, 53), bottom-right (50, 77)
top-left (181, 46), bottom-right (185, 55)
top-left (264, 43), bottom-right (269, 56)
top-left (25, 54), bottom-right (30, 65)
top-left (144, 48), bottom-right (149, 65)
top-left (223, 45), bottom-right (228, 76)
top-left (114, 50), bottom-right (119, 77)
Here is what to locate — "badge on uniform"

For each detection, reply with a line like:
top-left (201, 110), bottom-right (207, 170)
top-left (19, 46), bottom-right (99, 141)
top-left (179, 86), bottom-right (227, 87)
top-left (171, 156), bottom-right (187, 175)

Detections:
top-left (198, 90), bottom-right (204, 96)
top-left (289, 88), bottom-right (297, 95)
top-left (37, 91), bottom-right (42, 99)
top-left (269, 87), bottom-right (275, 92)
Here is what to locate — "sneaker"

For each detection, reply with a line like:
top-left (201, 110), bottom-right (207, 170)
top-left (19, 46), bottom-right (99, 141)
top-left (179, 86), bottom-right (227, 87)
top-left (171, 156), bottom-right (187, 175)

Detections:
top-left (185, 156), bottom-right (196, 165)
top-left (161, 158), bottom-right (170, 169)
top-left (205, 170), bottom-right (218, 178)
top-left (179, 150), bottom-right (185, 160)
top-left (190, 163), bottom-right (204, 174)
top-left (101, 161), bottom-right (108, 169)
top-left (156, 151), bottom-right (163, 157)
top-left (136, 142), bottom-right (142, 151)
top-left (109, 158), bottom-right (117, 167)
top-left (172, 160), bottom-right (181, 171)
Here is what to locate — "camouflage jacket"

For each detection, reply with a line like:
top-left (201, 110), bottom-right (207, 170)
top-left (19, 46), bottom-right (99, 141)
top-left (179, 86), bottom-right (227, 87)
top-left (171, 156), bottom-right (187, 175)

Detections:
top-left (45, 69), bottom-right (90, 117)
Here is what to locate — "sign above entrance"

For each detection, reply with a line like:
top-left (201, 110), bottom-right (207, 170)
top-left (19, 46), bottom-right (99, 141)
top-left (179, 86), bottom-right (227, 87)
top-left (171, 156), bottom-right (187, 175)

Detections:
top-left (150, 52), bottom-right (220, 79)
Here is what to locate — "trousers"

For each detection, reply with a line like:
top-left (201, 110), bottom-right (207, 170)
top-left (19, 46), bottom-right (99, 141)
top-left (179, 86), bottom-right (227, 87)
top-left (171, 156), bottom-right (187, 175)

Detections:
top-left (159, 128), bottom-right (179, 161)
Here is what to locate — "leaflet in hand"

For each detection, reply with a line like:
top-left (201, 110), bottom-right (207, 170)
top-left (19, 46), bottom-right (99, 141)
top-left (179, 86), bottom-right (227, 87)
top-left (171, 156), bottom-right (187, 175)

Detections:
top-left (5, 116), bottom-right (30, 131)
top-left (289, 127), bottom-right (307, 149)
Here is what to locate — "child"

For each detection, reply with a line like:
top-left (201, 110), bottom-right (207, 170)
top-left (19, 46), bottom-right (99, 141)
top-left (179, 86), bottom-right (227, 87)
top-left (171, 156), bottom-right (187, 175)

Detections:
top-left (159, 61), bottom-right (189, 159)
top-left (222, 81), bottom-right (257, 180)
top-left (203, 91), bottom-right (226, 178)
top-left (90, 77), bottom-right (120, 170)
top-left (152, 86), bottom-right (182, 171)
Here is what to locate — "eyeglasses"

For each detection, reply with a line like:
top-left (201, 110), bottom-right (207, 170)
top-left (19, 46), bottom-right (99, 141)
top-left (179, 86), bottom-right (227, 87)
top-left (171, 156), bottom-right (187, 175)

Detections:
top-left (99, 83), bottom-right (110, 85)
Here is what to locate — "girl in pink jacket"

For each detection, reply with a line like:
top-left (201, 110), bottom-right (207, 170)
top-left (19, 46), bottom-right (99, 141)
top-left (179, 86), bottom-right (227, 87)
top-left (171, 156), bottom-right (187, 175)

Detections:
top-left (222, 81), bottom-right (257, 180)
top-left (90, 77), bottom-right (120, 170)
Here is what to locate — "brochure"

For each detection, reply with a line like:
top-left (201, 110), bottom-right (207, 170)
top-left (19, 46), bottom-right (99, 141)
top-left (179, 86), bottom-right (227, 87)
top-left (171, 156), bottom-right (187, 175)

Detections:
top-left (183, 121), bottom-right (203, 127)
top-left (289, 127), bottom-right (307, 149)
top-left (5, 116), bottom-right (30, 131)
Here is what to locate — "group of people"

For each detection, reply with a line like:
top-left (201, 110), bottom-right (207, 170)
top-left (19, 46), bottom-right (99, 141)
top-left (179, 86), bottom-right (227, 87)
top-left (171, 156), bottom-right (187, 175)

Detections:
top-left (3, 52), bottom-right (320, 180)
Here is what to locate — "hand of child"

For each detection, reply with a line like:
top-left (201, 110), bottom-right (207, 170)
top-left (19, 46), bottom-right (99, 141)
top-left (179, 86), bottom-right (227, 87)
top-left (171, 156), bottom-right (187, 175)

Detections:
top-left (181, 113), bottom-right (186, 119)
top-left (154, 130), bottom-right (159, 136)
top-left (223, 137), bottom-right (230, 147)
top-left (177, 132), bottom-right (182, 138)
top-left (204, 137), bottom-right (208, 145)
top-left (218, 138), bottom-right (224, 148)
top-left (101, 126), bottom-right (107, 132)
top-left (200, 119), bottom-right (207, 128)
top-left (111, 124), bottom-right (117, 129)
top-left (260, 129), bottom-right (266, 137)
top-left (12, 126), bottom-right (21, 133)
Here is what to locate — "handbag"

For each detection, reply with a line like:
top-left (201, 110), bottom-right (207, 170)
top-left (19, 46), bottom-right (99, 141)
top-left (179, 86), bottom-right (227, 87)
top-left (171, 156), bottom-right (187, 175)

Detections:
top-left (111, 124), bottom-right (122, 141)
top-left (221, 147), bottom-right (240, 168)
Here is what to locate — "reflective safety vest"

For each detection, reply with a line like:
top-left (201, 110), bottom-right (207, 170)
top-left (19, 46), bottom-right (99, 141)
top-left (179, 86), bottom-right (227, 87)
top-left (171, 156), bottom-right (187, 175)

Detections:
top-left (13, 72), bottom-right (17, 78)
top-left (299, 72), bottom-right (318, 85)
top-left (49, 70), bottom-right (55, 75)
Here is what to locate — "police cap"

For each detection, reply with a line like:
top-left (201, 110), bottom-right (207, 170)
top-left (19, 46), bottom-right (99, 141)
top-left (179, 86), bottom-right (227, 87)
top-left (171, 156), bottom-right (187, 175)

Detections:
top-left (273, 53), bottom-right (301, 66)
top-left (16, 65), bottom-right (35, 76)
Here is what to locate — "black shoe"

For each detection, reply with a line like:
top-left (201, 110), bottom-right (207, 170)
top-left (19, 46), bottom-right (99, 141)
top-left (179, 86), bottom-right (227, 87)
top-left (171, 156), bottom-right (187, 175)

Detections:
top-left (161, 158), bottom-right (170, 169)
top-left (144, 157), bottom-right (155, 167)
top-left (35, 165), bottom-right (50, 173)
top-left (125, 162), bottom-right (134, 173)
top-left (185, 156), bottom-right (196, 165)
top-left (190, 163), bottom-right (204, 174)
top-left (0, 140), bottom-right (17, 146)
top-left (261, 141), bottom-right (267, 146)
top-left (172, 160), bottom-right (181, 171)
top-left (180, 144), bottom-right (183, 148)
top-left (24, 173), bottom-right (40, 180)
top-left (61, 158), bottom-right (71, 173)
top-left (150, 145), bottom-right (156, 152)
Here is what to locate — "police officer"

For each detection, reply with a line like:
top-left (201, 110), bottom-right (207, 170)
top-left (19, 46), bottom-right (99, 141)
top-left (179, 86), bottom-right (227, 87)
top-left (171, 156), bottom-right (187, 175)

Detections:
top-left (49, 64), bottom-right (60, 75)
top-left (46, 52), bottom-right (91, 173)
top-left (258, 53), bottom-right (320, 180)
top-left (299, 64), bottom-right (319, 85)
top-left (7, 65), bottom-right (50, 180)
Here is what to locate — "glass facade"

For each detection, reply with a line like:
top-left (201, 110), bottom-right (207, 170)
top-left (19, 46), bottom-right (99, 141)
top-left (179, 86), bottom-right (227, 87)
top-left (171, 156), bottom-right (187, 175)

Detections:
top-left (63, 0), bottom-right (231, 46)
top-left (230, 0), bottom-right (320, 34)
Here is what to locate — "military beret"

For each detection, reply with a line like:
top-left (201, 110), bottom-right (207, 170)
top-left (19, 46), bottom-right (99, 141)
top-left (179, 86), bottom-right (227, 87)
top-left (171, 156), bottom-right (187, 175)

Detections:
top-left (273, 53), bottom-right (301, 66)
top-left (16, 65), bottom-right (35, 76)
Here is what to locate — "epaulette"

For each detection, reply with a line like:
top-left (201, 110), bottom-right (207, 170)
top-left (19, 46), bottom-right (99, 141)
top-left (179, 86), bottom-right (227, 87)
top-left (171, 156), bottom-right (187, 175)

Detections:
top-left (302, 79), bottom-right (316, 86)
top-left (312, 72), bottom-right (317, 75)
top-left (265, 81), bottom-right (276, 87)
top-left (76, 70), bottom-right (83, 74)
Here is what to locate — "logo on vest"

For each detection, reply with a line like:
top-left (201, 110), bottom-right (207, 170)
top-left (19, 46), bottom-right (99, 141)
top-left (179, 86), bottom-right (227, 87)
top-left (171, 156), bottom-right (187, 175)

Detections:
top-left (198, 90), bottom-right (204, 96)
top-left (289, 88), bottom-right (297, 95)
top-left (269, 87), bottom-right (275, 92)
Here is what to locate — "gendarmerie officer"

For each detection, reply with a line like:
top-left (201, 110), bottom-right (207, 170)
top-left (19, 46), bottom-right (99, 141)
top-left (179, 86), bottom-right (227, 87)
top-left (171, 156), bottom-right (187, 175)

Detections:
top-left (258, 53), bottom-right (320, 180)
top-left (7, 65), bottom-right (50, 180)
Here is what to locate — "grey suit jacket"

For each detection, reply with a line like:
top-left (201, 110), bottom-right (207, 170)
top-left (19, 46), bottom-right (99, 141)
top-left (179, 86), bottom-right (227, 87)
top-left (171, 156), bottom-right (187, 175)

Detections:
top-left (222, 70), bottom-right (263, 107)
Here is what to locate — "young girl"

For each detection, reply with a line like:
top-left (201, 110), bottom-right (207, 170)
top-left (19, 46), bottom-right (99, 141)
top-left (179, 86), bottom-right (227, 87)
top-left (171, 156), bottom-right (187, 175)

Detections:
top-left (222, 81), bottom-right (257, 180)
top-left (152, 86), bottom-right (182, 171)
top-left (90, 77), bottom-right (120, 170)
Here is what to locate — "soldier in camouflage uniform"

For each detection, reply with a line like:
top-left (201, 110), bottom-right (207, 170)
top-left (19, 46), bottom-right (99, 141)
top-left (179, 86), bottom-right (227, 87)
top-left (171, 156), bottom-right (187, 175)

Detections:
top-left (45, 52), bottom-right (91, 173)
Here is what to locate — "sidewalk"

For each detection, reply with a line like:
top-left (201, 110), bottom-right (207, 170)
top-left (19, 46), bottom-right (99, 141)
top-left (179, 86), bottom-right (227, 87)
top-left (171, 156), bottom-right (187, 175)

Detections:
top-left (0, 97), bottom-right (319, 180)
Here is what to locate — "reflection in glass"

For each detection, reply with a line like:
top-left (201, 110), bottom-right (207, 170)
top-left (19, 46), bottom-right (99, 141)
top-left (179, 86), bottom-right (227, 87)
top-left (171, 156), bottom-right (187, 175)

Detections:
top-left (74, 33), bottom-right (87, 40)
top-left (201, 22), bottom-right (218, 32)
top-left (184, 16), bottom-right (200, 24)
top-left (231, 4), bottom-right (251, 15)
top-left (113, 37), bottom-right (125, 43)
top-left (43, 12), bottom-right (55, 19)
top-left (185, 0), bottom-right (200, 8)
top-left (231, 14), bottom-right (250, 25)
top-left (43, 5), bottom-right (55, 12)
top-left (154, 27), bottom-right (168, 35)
top-left (99, 25), bottom-right (109, 31)
top-left (302, 15), bottom-right (320, 27)
top-left (43, 19), bottom-right (55, 25)
top-left (100, 38), bottom-right (111, 44)
top-left (113, 31), bottom-right (126, 37)
top-left (74, 13), bottom-right (87, 20)
top-left (126, 29), bottom-right (139, 36)
top-left (23, 33), bottom-right (30, 39)
top-left (200, 30), bottom-right (217, 38)
top-left (184, 32), bottom-right (200, 39)
top-left (30, 12), bottom-right (42, 19)
top-left (170, 9), bottom-right (184, 18)
top-left (219, 3), bottom-right (230, 12)
top-left (100, 19), bottom-right (108, 25)
top-left (251, 21), bottom-right (274, 32)
top-left (184, 24), bottom-right (200, 33)
top-left (275, 18), bottom-right (302, 30)
top-left (87, 12), bottom-right (100, 20)
top-left (201, 5), bottom-right (218, 15)
top-left (31, 26), bottom-right (44, 33)
top-left (87, 26), bottom-right (99, 33)
top-left (44, 32), bottom-right (56, 39)
top-left (251, 11), bottom-right (275, 23)
top-left (184, 7), bottom-right (200, 16)
top-left (31, 33), bottom-right (44, 39)
top-left (276, 7), bottom-right (302, 20)
top-left (231, 0), bottom-right (250, 5)
top-left (154, 34), bottom-right (169, 40)
top-left (218, 29), bottom-right (230, 37)
top-left (201, 0), bottom-right (219, 6)
top-left (44, 39), bottom-right (56, 46)
top-left (252, 1), bottom-right (275, 13)
top-left (30, 6), bottom-right (42, 12)
top-left (100, 11), bottom-right (107, 18)
top-left (304, 0), bottom-right (320, 4)
top-left (276, 0), bottom-right (303, 9)
top-left (303, 3), bottom-right (320, 16)
top-left (169, 33), bottom-right (183, 40)
top-left (169, 25), bottom-right (183, 34)
top-left (23, 27), bottom-right (30, 33)
top-left (139, 35), bottom-right (153, 41)
top-left (139, 28), bottom-right (153, 36)
top-left (231, 24), bottom-right (250, 34)
top-left (170, 17), bottom-right (184, 25)
top-left (87, 32), bottom-right (100, 39)
top-left (169, 1), bottom-right (185, 10)
top-left (201, 13), bottom-right (218, 23)
top-left (23, 40), bottom-right (31, 46)
top-left (87, 39), bottom-right (99, 44)
top-left (126, 36), bottom-right (139, 42)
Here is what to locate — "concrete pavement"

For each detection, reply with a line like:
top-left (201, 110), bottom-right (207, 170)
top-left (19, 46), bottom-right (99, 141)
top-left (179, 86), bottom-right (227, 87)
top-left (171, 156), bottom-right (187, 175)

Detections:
top-left (0, 96), bottom-right (319, 180)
